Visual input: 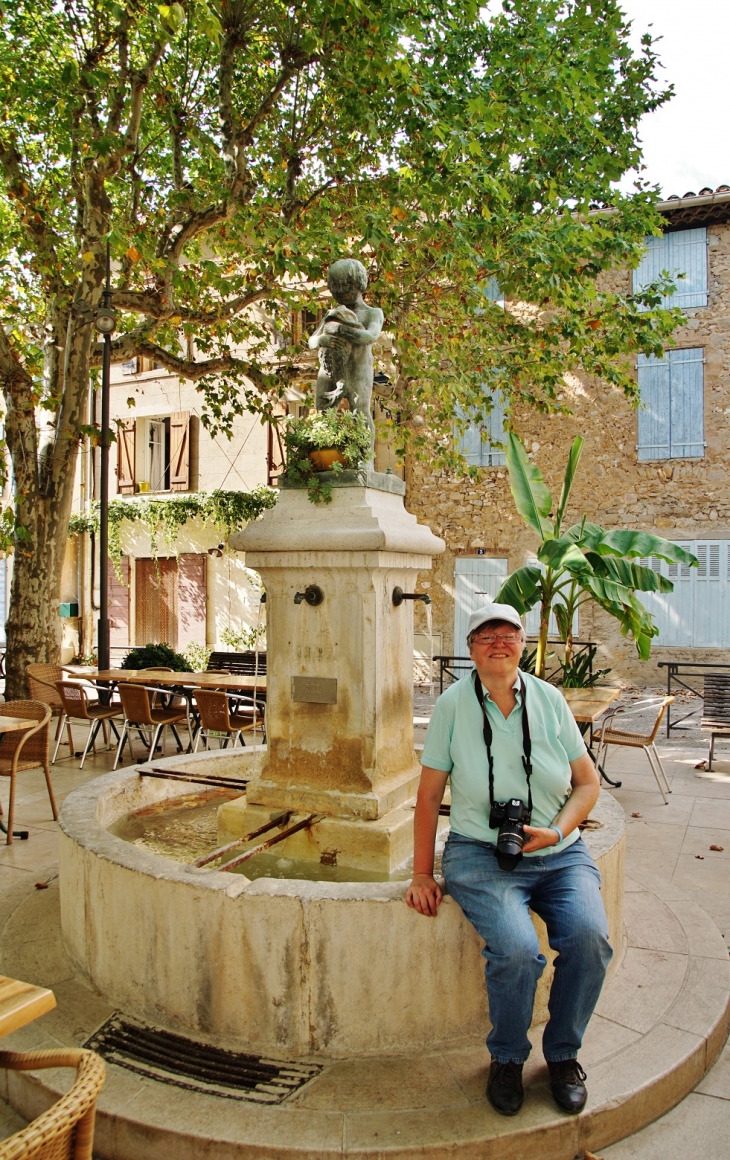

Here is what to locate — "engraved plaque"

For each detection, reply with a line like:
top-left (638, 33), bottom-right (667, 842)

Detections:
top-left (291, 676), bottom-right (338, 704)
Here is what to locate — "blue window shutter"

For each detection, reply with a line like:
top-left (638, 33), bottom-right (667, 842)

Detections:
top-left (486, 389), bottom-right (506, 466)
top-left (637, 354), bottom-right (670, 460)
top-left (454, 557), bottom-right (509, 662)
top-left (665, 229), bottom-right (708, 308)
top-left (669, 348), bottom-right (704, 458)
top-left (454, 405), bottom-right (484, 466)
top-left (484, 277), bottom-right (504, 305)
top-left (455, 389), bottom-right (506, 467)
top-left (633, 228), bottom-right (707, 309)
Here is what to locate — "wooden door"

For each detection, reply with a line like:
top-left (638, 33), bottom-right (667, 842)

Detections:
top-left (135, 558), bottom-right (178, 648)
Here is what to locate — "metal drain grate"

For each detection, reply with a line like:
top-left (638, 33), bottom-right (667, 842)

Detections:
top-left (85, 1017), bottom-right (322, 1103)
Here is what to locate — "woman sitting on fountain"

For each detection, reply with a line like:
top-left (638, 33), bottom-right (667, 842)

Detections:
top-left (405, 604), bottom-right (612, 1118)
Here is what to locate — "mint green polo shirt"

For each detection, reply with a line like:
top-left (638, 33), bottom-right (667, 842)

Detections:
top-left (421, 670), bottom-right (587, 855)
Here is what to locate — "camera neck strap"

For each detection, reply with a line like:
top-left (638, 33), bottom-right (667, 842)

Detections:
top-left (472, 669), bottom-right (533, 814)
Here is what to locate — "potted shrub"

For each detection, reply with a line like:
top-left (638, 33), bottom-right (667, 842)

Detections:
top-left (282, 409), bottom-right (373, 503)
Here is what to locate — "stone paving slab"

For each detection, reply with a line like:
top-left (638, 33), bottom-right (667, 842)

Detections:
top-left (0, 861), bottom-right (726, 1160)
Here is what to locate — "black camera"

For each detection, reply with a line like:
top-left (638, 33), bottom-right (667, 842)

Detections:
top-left (489, 798), bottom-right (531, 871)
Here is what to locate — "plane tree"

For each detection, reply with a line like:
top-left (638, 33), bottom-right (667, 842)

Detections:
top-left (0, 0), bottom-right (677, 694)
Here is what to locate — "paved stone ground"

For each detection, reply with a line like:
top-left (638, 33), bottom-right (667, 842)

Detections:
top-left (0, 698), bottom-right (729, 1156)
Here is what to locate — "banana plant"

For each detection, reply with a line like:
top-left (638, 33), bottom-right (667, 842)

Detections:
top-left (495, 433), bottom-right (699, 679)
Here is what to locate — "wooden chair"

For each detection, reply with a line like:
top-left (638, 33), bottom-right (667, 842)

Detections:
top-left (0, 702), bottom-right (55, 843)
top-left (114, 683), bottom-right (190, 768)
top-left (25, 665), bottom-right (76, 760)
top-left (702, 673), bottom-right (730, 770)
top-left (193, 688), bottom-right (265, 751)
top-left (0, 1047), bottom-right (105, 1160)
top-left (592, 696), bottom-right (675, 804)
top-left (53, 684), bottom-right (122, 769)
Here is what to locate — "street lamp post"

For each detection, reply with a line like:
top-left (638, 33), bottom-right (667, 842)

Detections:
top-left (93, 246), bottom-right (116, 674)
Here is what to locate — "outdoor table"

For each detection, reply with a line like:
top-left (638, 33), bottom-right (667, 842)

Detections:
top-left (0, 715), bottom-right (47, 839)
top-left (563, 687), bottom-right (622, 788)
top-left (0, 975), bottom-right (56, 1038)
top-left (78, 670), bottom-right (267, 752)
top-left (86, 669), bottom-right (267, 693)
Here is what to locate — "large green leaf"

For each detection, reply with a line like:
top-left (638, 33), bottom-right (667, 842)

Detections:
top-left (576, 527), bottom-right (698, 566)
top-left (553, 436), bottom-right (583, 537)
top-left (538, 536), bottom-right (591, 574)
top-left (495, 565), bottom-right (543, 615)
top-left (505, 432), bottom-right (553, 540)
top-left (584, 552), bottom-right (674, 593)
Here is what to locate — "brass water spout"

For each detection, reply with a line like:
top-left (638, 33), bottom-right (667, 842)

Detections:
top-left (294, 585), bottom-right (324, 606)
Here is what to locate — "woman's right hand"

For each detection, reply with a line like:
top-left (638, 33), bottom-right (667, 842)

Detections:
top-left (405, 873), bottom-right (443, 917)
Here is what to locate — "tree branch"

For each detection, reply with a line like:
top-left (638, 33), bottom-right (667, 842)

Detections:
top-left (112, 285), bottom-right (269, 323)
top-left (92, 334), bottom-right (291, 392)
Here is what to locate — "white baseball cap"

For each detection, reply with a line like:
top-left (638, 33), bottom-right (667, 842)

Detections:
top-left (467, 602), bottom-right (524, 639)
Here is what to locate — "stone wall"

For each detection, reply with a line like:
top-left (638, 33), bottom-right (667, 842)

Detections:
top-left (405, 221), bottom-right (730, 686)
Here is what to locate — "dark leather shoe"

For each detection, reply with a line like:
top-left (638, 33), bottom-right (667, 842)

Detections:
top-left (548, 1059), bottom-right (587, 1114)
top-left (486, 1060), bottom-right (524, 1115)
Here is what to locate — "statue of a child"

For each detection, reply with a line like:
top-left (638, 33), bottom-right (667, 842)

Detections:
top-left (308, 259), bottom-right (384, 448)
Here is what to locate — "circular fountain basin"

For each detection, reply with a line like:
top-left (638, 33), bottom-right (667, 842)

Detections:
top-left (59, 753), bottom-right (625, 1059)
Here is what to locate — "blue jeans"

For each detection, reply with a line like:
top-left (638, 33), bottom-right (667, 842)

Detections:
top-left (442, 833), bottom-right (613, 1065)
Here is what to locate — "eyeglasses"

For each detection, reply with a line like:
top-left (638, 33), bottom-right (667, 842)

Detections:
top-left (471, 632), bottom-right (523, 645)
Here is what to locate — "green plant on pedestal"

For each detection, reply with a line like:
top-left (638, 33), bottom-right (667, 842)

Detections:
top-left (282, 410), bottom-right (373, 504)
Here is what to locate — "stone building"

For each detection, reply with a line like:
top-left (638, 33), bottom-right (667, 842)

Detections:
top-left (405, 186), bottom-right (730, 685)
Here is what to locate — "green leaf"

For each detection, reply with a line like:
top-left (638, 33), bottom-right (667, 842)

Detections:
top-left (495, 565), bottom-right (543, 614)
top-left (554, 436), bottom-right (583, 536)
top-left (575, 526), bottom-right (698, 566)
top-left (537, 536), bottom-right (591, 574)
top-left (505, 432), bottom-right (553, 540)
top-left (584, 553), bottom-right (674, 593)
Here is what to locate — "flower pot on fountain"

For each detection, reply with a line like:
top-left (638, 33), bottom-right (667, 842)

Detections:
top-left (225, 468), bottom-right (445, 873)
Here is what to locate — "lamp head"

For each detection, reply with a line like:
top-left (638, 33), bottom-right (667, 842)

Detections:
top-left (94, 305), bottom-right (117, 335)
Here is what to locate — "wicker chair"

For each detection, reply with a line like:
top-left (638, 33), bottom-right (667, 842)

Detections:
top-left (0, 1048), bottom-right (105, 1160)
top-left (592, 696), bottom-right (675, 804)
top-left (0, 702), bottom-right (55, 844)
top-left (25, 665), bottom-right (76, 760)
top-left (193, 688), bottom-right (265, 752)
top-left (114, 683), bottom-right (190, 768)
top-left (53, 684), bottom-right (123, 770)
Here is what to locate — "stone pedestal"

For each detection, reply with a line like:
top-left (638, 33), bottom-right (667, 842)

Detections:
top-left (226, 472), bottom-right (444, 872)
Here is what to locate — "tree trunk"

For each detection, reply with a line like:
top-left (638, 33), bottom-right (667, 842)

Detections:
top-left (4, 500), bottom-right (67, 697)
top-left (535, 602), bottom-right (551, 680)
top-left (2, 308), bottom-right (91, 698)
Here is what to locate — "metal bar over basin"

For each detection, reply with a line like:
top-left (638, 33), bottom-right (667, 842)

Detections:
top-left (218, 813), bottom-right (324, 872)
top-left (193, 812), bottom-right (292, 868)
top-left (138, 766), bottom-right (249, 791)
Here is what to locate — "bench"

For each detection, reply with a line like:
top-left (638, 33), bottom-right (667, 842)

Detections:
top-left (206, 651), bottom-right (267, 676)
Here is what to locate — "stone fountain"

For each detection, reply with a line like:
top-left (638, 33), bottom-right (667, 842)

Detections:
top-left (57, 260), bottom-right (625, 1062)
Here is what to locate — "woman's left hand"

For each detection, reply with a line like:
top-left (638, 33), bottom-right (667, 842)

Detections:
top-left (521, 825), bottom-right (561, 854)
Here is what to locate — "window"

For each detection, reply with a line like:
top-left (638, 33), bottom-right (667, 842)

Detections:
top-left (632, 227), bottom-right (708, 309)
top-left (116, 412), bottom-right (192, 494)
top-left (637, 348), bottom-right (704, 461)
top-left (638, 541), bottom-right (730, 647)
top-left (456, 389), bottom-right (507, 467)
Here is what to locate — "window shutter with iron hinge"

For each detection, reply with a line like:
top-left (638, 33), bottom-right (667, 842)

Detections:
top-left (169, 411), bottom-right (190, 491)
top-left (116, 419), bottom-right (136, 494)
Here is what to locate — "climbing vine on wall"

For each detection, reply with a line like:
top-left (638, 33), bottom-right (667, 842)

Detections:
top-left (68, 488), bottom-right (277, 573)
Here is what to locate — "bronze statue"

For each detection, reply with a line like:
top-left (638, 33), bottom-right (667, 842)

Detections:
top-left (308, 259), bottom-right (384, 447)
